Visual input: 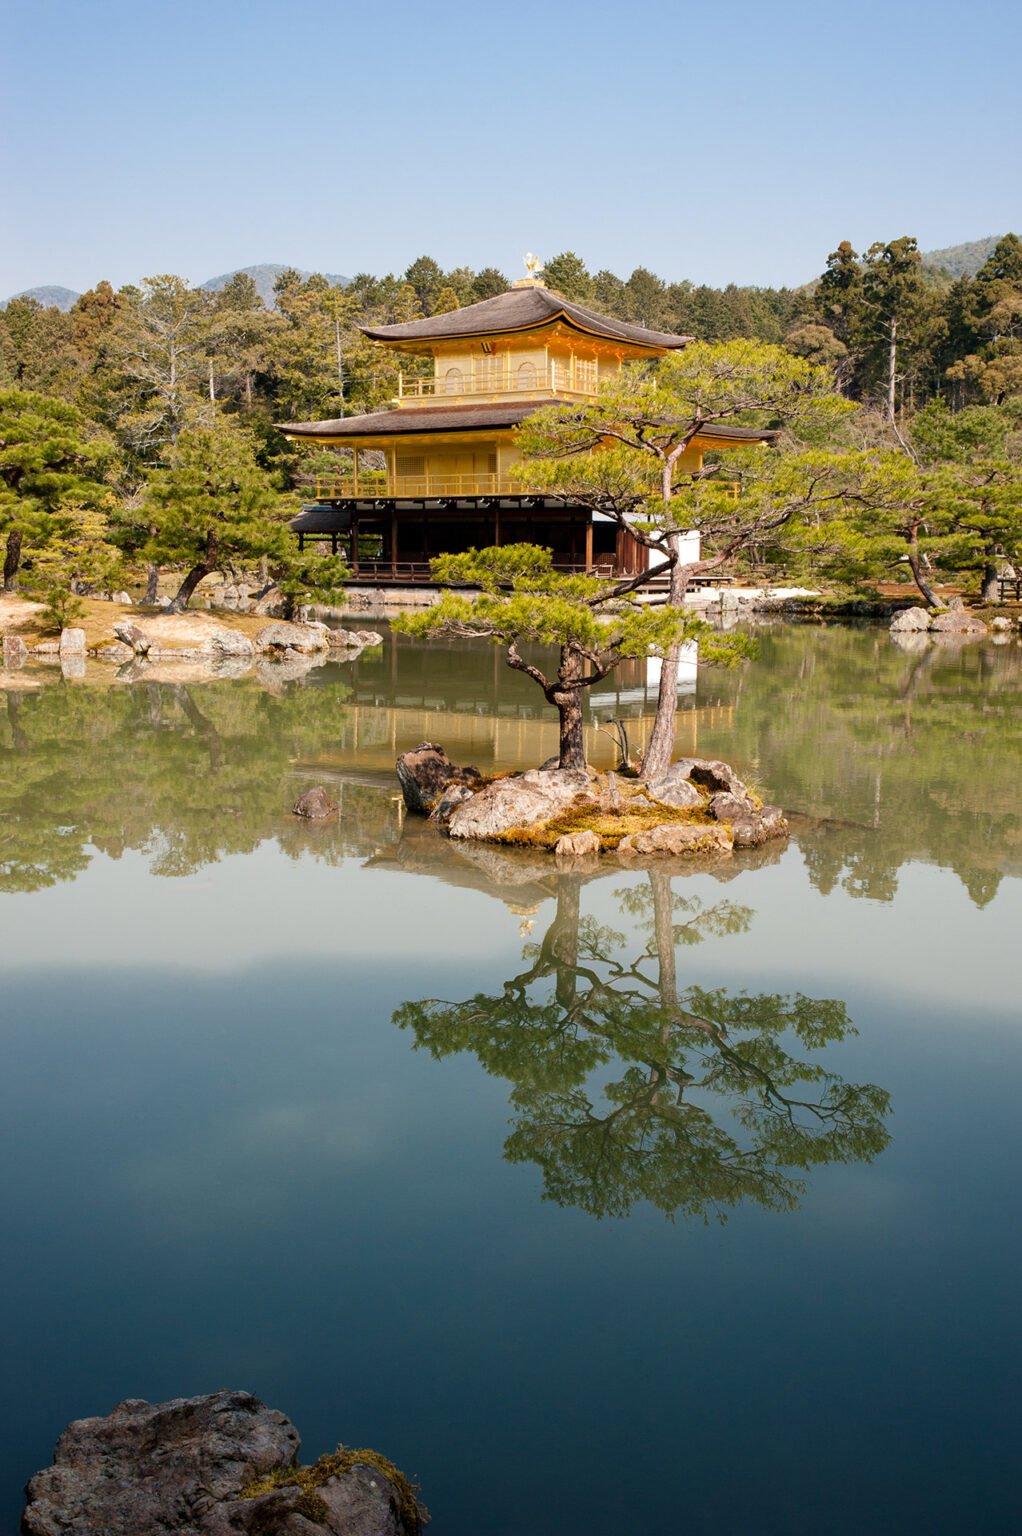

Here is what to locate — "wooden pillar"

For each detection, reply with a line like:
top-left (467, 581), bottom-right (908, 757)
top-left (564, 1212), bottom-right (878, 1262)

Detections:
top-left (331, 532), bottom-right (338, 555)
top-left (585, 519), bottom-right (593, 572)
top-left (494, 505), bottom-right (501, 546)
top-left (352, 448), bottom-right (359, 495)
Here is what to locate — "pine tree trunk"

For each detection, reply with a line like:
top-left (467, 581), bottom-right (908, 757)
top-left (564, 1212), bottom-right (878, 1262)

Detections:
top-left (170, 562), bottom-right (213, 612)
top-left (548, 645), bottom-right (588, 772)
top-left (906, 523), bottom-right (938, 607)
top-left (144, 563), bottom-right (160, 605)
top-left (640, 532), bottom-right (687, 780)
top-left (981, 551), bottom-right (1000, 602)
top-left (3, 528), bottom-right (23, 592)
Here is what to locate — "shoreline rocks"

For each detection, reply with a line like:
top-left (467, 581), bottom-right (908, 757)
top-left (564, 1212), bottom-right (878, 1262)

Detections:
top-left (395, 746), bottom-right (788, 862)
top-left (21, 1390), bottom-right (426, 1536)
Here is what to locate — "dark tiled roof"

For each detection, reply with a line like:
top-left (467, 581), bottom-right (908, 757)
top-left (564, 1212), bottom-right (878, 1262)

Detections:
top-left (280, 405), bottom-right (775, 443)
top-left (361, 285), bottom-right (690, 351)
top-left (279, 403), bottom-right (540, 438)
top-left (291, 504), bottom-right (352, 532)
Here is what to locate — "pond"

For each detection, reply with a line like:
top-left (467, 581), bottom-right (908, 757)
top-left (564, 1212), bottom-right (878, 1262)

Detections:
top-left (1, 625), bottom-right (1020, 1535)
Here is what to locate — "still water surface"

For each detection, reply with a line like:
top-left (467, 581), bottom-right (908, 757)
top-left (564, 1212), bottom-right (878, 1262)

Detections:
top-left (1, 626), bottom-right (1020, 1534)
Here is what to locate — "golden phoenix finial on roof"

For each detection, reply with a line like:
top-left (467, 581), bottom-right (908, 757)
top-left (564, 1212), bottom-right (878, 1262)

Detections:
top-left (524, 252), bottom-right (544, 275)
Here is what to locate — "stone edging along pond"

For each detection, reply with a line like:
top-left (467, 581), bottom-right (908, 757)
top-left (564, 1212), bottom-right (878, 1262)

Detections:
top-left (393, 743), bottom-right (789, 861)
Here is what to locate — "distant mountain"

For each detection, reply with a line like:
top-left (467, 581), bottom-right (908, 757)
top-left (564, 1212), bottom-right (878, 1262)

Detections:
top-left (199, 263), bottom-right (349, 307)
top-left (2, 284), bottom-right (80, 311)
top-left (921, 236), bottom-right (1003, 278)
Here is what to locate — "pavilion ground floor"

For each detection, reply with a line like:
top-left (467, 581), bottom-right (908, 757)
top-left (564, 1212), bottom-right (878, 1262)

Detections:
top-left (290, 494), bottom-right (648, 584)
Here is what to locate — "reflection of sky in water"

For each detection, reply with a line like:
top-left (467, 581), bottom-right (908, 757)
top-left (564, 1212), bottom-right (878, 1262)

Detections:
top-left (1, 627), bottom-right (1021, 1535)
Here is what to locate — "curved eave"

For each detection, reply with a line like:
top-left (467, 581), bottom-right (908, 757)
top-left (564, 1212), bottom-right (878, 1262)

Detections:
top-left (360, 315), bottom-right (692, 356)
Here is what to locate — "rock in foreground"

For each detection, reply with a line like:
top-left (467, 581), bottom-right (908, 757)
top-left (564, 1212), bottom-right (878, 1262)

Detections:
top-left (21, 1390), bottom-right (426, 1535)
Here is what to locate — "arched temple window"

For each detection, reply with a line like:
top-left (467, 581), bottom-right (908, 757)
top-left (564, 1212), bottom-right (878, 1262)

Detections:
top-left (516, 361), bottom-right (537, 392)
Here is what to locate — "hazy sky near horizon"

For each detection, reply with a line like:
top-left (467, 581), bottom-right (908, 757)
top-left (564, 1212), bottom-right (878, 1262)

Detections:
top-left (3, 0), bottom-right (1020, 298)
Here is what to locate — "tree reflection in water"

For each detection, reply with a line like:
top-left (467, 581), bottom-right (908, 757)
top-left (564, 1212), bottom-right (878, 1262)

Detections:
top-left (395, 870), bottom-right (890, 1221)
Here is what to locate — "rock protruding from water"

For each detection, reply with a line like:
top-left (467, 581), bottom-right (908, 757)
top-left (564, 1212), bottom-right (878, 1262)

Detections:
top-left (21, 1389), bottom-right (425, 1535)
top-left (396, 742), bottom-right (481, 816)
top-left (256, 621), bottom-right (330, 654)
top-left (930, 609), bottom-right (988, 635)
top-left (396, 748), bottom-right (789, 860)
top-left (293, 786), bottom-right (338, 819)
top-left (890, 607), bottom-right (931, 632)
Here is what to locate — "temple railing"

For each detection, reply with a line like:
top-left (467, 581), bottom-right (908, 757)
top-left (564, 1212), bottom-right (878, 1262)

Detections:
top-left (397, 361), bottom-right (598, 403)
top-left (310, 472), bottom-right (526, 499)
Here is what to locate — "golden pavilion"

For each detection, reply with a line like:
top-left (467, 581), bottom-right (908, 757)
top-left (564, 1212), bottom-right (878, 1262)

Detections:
top-left (280, 270), bottom-right (764, 582)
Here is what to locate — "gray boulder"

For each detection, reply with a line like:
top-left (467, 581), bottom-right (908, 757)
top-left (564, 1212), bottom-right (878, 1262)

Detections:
top-left (204, 629), bottom-right (255, 660)
top-left (989, 615), bottom-right (1014, 633)
top-left (429, 781), bottom-right (475, 826)
top-left (709, 798), bottom-right (788, 847)
top-left (21, 1390), bottom-right (420, 1536)
top-left (2, 633), bottom-right (27, 668)
top-left (114, 621), bottom-right (150, 654)
top-left (293, 786), bottom-right (338, 819)
top-left (930, 610), bottom-right (988, 635)
top-left (646, 771), bottom-right (705, 810)
top-left (397, 742), bottom-right (480, 815)
top-left (890, 607), bottom-right (931, 632)
top-left (555, 829), bottom-right (601, 859)
top-left (326, 627), bottom-right (365, 650)
top-left (447, 768), bottom-right (596, 842)
top-left (112, 590), bottom-right (133, 605)
top-left (617, 822), bottom-right (733, 857)
top-left (708, 791), bottom-right (752, 822)
top-left (653, 757), bottom-right (756, 807)
top-left (253, 586), bottom-right (288, 617)
top-left (759, 805), bottom-right (789, 838)
top-left (58, 627), bottom-right (86, 657)
top-left (256, 621), bottom-right (330, 654)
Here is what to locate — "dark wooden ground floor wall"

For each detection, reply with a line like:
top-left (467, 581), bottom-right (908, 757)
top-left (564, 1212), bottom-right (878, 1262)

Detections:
top-left (296, 504), bottom-right (647, 580)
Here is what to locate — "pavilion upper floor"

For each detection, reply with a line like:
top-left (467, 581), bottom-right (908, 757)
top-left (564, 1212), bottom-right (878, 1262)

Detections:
top-left (363, 279), bottom-right (691, 408)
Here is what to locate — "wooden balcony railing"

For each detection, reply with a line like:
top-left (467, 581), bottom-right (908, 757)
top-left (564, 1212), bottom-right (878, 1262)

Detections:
top-left (397, 360), bottom-right (598, 403)
top-left (311, 472), bottom-right (526, 500)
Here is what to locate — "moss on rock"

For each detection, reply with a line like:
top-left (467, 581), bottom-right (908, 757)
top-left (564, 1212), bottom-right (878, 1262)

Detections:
top-left (242, 1445), bottom-right (428, 1533)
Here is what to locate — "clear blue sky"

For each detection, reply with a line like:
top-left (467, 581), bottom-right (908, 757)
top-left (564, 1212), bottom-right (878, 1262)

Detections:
top-left (3, 0), bottom-right (1019, 298)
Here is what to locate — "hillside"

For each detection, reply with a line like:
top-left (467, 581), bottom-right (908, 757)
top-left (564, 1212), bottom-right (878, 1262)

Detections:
top-left (200, 263), bottom-right (349, 307)
top-left (2, 285), bottom-right (81, 312)
top-left (921, 236), bottom-right (1002, 278)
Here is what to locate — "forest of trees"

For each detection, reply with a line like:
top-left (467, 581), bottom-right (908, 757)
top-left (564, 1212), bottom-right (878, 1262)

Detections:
top-left (1, 235), bottom-right (1021, 615)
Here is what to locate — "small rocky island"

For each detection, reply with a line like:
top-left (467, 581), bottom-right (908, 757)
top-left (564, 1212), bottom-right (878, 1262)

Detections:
top-left (396, 743), bottom-right (788, 859)
top-left (21, 1390), bottom-right (427, 1535)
